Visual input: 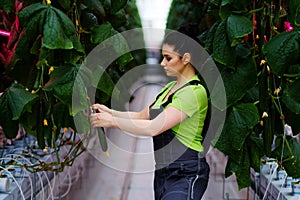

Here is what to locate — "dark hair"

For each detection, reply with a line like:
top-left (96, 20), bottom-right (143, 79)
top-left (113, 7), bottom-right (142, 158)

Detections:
top-left (162, 24), bottom-right (205, 69)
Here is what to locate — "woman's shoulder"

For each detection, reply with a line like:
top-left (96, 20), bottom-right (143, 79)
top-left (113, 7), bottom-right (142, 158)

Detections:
top-left (174, 78), bottom-right (207, 102)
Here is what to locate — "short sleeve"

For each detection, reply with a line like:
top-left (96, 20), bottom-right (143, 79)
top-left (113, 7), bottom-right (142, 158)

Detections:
top-left (168, 84), bottom-right (207, 117)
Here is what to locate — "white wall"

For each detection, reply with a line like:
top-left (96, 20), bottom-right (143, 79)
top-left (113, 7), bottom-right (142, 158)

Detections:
top-left (136, 0), bottom-right (172, 48)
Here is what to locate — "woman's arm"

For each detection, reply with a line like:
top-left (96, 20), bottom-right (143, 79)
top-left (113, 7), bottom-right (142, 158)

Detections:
top-left (90, 106), bottom-right (188, 137)
top-left (92, 103), bottom-right (151, 120)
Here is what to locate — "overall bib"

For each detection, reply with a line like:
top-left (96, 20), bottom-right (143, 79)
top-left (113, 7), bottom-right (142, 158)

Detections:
top-left (149, 80), bottom-right (210, 200)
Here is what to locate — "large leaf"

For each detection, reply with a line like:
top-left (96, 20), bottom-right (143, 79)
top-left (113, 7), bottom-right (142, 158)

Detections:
top-left (213, 20), bottom-right (236, 68)
top-left (225, 148), bottom-right (251, 190)
top-left (89, 64), bottom-right (117, 96)
top-left (284, 104), bottom-right (300, 134)
top-left (248, 134), bottom-right (265, 172)
top-left (107, 9), bottom-right (127, 29)
top-left (13, 4), bottom-right (84, 65)
top-left (2, 83), bottom-right (38, 120)
top-left (58, 0), bottom-right (72, 11)
top-left (212, 57), bottom-right (257, 108)
top-left (287, 0), bottom-right (300, 26)
top-left (221, 0), bottom-right (250, 11)
top-left (90, 22), bottom-right (119, 44)
top-left (272, 137), bottom-right (300, 178)
top-left (52, 102), bottom-right (77, 133)
top-left (0, 83), bottom-right (38, 138)
top-left (44, 63), bottom-right (90, 115)
top-left (11, 4), bottom-right (45, 65)
top-left (226, 14), bottom-right (253, 47)
top-left (282, 78), bottom-right (300, 114)
top-left (214, 103), bottom-right (260, 163)
top-left (82, 0), bottom-right (105, 18)
top-left (111, 0), bottom-right (128, 14)
top-left (0, 95), bottom-right (18, 139)
top-left (42, 7), bottom-right (77, 49)
top-left (90, 22), bottom-right (133, 70)
top-left (0, 0), bottom-right (15, 13)
top-left (263, 30), bottom-right (300, 75)
top-left (204, 21), bottom-right (220, 53)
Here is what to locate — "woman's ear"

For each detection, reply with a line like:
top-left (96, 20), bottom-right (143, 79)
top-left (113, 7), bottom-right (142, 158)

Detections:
top-left (182, 53), bottom-right (191, 65)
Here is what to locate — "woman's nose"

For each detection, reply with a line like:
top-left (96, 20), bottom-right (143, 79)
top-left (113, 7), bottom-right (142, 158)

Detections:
top-left (160, 58), bottom-right (166, 66)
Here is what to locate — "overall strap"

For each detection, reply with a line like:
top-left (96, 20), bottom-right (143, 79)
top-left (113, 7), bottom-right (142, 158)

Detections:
top-left (161, 80), bottom-right (201, 108)
top-left (159, 79), bottom-right (211, 143)
top-left (148, 85), bottom-right (170, 108)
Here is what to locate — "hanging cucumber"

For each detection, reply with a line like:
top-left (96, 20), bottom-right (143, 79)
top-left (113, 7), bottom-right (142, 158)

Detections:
top-left (259, 63), bottom-right (269, 112)
top-left (92, 109), bottom-right (108, 152)
top-left (263, 109), bottom-right (273, 157)
top-left (37, 99), bottom-right (46, 149)
top-left (259, 63), bottom-right (273, 157)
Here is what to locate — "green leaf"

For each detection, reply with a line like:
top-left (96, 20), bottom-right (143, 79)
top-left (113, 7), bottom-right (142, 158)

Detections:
top-left (53, 102), bottom-right (76, 132)
top-left (12, 4), bottom-right (46, 65)
top-left (0, 83), bottom-right (38, 138)
top-left (90, 22), bottom-right (133, 70)
top-left (219, 4), bottom-right (232, 20)
top-left (282, 78), bottom-right (300, 114)
top-left (43, 6), bottom-right (77, 49)
top-left (90, 22), bottom-right (119, 44)
top-left (13, 4), bottom-right (84, 66)
top-left (241, 85), bottom-right (259, 103)
top-left (82, 0), bottom-right (106, 18)
top-left (44, 64), bottom-right (89, 115)
top-left (204, 21), bottom-right (220, 53)
top-left (225, 149), bottom-right (251, 190)
top-left (111, 0), bottom-right (128, 14)
top-left (0, 94), bottom-right (19, 139)
top-left (287, 0), bottom-right (300, 27)
top-left (220, 0), bottom-right (250, 16)
top-left (227, 14), bottom-right (253, 47)
top-left (213, 20), bottom-right (236, 68)
top-left (214, 103), bottom-right (260, 163)
top-left (90, 65), bottom-right (116, 96)
top-left (249, 134), bottom-right (265, 172)
top-left (0, 0), bottom-right (15, 13)
top-left (4, 83), bottom-right (38, 120)
top-left (19, 101), bottom-right (41, 137)
top-left (73, 111), bottom-right (90, 134)
top-left (108, 9), bottom-right (128, 28)
top-left (236, 44), bottom-right (251, 58)
top-left (221, 0), bottom-right (233, 6)
top-left (272, 137), bottom-right (300, 178)
top-left (212, 57), bottom-right (257, 108)
top-left (284, 105), bottom-right (300, 134)
top-left (58, 0), bottom-right (72, 11)
top-left (263, 30), bottom-right (300, 75)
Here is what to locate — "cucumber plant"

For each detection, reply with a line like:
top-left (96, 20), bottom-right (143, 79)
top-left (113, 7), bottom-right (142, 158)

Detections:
top-left (167, 0), bottom-right (300, 189)
top-left (0, 0), bottom-right (144, 172)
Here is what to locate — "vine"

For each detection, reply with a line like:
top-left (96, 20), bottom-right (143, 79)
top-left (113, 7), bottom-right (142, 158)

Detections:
top-left (0, 0), bottom-right (145, 173)
top-left (167, 0), bottom-right (300, 189)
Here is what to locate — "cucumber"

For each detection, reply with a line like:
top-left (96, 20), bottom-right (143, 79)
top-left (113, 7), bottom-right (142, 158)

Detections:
top-left (92, 109), bottom-right (108, 152)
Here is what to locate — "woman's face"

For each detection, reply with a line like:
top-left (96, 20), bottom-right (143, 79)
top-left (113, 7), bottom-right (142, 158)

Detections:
top-left (161, 44), bottom-right (185, 77)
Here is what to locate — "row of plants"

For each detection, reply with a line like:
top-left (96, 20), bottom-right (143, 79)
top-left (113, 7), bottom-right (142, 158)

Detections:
top-left (0, 0), bottom-right (145, 172)
top-left (167, 0), bottom-right (300, 189)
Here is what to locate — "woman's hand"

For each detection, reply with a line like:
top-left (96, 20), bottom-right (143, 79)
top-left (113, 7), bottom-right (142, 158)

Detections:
top-left (91, 104), bottom-right (112, 114)
top-left (90, 111), bottom-right (114, 128)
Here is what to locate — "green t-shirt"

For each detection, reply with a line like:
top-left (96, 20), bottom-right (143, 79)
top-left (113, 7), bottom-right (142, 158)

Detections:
top-left (151, 75), bottom-right (208, 152)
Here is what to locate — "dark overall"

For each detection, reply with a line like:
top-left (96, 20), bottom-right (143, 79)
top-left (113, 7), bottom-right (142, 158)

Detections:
top-left (149, 80), bottom-right (210, 200)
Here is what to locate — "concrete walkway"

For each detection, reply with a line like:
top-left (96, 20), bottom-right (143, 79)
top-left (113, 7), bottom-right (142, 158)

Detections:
top-left (62, 65), bottom-right (256, 200)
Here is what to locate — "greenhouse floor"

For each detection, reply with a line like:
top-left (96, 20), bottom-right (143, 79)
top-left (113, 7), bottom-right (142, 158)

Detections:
top-left (62, 65), bottom-right (256, 200)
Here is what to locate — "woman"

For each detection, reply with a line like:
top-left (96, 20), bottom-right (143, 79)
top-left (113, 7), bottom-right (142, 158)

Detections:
top-left (90, 27), bottom-right (210, 200)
